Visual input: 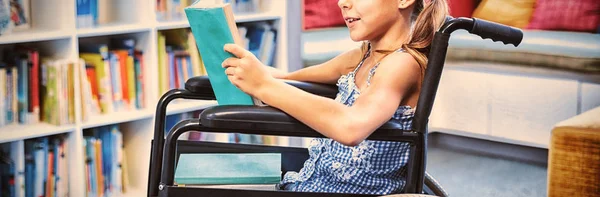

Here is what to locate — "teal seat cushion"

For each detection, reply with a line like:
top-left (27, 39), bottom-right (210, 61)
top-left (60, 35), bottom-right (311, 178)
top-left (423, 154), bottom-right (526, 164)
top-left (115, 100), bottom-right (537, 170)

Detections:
top-left (447, 30), bottom-right (600, 73)
top-left (302, 27), bottom-right (361, 67)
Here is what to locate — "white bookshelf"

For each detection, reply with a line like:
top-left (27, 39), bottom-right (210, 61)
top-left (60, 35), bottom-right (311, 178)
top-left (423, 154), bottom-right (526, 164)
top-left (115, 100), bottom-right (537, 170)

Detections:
top-left (0, 123), bottom-right (76, 144)
top-left (0, 0), bottom-right (289, 196)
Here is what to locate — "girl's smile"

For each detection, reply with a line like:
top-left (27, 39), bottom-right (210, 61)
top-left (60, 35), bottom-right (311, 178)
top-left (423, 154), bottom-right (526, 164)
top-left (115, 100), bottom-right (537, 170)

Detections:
top-left (344, 17), bottom-right (361, 28)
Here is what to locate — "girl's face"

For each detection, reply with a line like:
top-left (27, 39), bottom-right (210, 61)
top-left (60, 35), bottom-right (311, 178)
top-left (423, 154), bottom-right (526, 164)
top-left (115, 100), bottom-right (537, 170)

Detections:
top-left (338, 0), bottom-right (407, 42)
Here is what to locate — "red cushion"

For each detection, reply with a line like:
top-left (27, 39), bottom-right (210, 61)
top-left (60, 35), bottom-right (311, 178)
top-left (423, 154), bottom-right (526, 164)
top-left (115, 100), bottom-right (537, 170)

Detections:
top-left (447, 0), bottom-right (475, 18)
top-left (303, 0), bottom-right (346, 30)
top-left (527, 0), bottom-right (600, 32)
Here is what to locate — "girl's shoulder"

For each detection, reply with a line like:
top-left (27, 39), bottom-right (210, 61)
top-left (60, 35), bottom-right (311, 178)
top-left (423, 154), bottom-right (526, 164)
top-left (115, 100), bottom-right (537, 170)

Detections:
top-left (370, 49), bottom-right (421, 84)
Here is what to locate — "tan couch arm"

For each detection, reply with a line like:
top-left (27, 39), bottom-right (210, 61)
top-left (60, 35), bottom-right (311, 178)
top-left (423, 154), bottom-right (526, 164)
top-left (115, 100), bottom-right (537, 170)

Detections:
top-left (548, 107), bottom-right (600, 197)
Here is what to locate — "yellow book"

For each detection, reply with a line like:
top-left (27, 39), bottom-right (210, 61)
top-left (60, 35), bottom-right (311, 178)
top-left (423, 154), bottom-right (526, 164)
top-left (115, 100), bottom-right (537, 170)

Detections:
top-left (157, 33), bottom-right (168, 95)
top-left (80, 53), bottom-right (114, 114)
top-left (67, 61), bottom-right (75, 124)
top-left (187, 31), bottom-right (205, 76)
top-left (126, 56), bottom-right (135, 110)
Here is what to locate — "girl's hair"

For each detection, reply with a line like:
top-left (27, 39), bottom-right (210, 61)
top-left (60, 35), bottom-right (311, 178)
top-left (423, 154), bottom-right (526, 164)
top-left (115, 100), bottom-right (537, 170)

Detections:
top-left (403, 0), bottom-right (449, 71)
top-left (360, 0), bottom-right (448, 74)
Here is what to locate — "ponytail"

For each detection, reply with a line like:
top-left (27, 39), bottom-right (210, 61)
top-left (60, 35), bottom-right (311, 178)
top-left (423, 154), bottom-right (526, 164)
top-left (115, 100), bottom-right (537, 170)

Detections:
top-left (403, 0), bottom-right (449, 72)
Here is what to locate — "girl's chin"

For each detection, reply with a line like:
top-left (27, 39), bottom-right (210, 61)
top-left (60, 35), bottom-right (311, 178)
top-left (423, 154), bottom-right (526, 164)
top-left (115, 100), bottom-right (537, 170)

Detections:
top-left (348, 31), bottom-right (365, 42)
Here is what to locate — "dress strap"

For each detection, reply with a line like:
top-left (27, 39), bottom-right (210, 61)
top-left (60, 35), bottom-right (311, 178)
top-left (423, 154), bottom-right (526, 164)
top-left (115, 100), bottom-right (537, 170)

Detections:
top-left (351, 43), bottom-right (372, 74)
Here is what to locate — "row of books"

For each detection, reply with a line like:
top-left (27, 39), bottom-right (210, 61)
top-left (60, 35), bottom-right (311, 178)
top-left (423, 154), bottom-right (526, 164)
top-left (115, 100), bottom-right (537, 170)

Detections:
top-left (79, 38), bottom-right (146, 120)
top-left (0, 135), bottom-right (69, 197)
top-left (238, 22), bottom-right (277, 67)
top-left (157, 29), bottom-right (205, 95)
top-left (83, 125), bottom-right (129, 197)
top-left (76, 0), bottom-right (110, 28)
top-left (0, 0), bottom-right (30, 35)
top-left (156, 22), bottom-right (277, 95)
top-left (0, 48), bottom-right (76, 126)
top-left (156, 0), bottom-right (263, 22)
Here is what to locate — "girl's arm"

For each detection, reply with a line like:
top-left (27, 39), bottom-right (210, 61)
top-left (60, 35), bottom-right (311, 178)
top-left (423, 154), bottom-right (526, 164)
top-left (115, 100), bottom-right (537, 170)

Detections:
top-left (223, 44), bottom-right (419, 146)
top-left (268, 48), bottom-right (364, 84)
top-left (256, 53), bottom-right (420, 146)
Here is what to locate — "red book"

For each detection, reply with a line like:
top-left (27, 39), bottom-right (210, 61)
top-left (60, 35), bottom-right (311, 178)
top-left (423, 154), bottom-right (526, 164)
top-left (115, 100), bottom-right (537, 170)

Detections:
top-left (30, 50), bottom-right (39, 120)
top-left (173, 56), bottom-right (181, 89)
top-left (113, 50), bottom-right (130, 108)
top-left (85, 66), bottom-right (101, 108)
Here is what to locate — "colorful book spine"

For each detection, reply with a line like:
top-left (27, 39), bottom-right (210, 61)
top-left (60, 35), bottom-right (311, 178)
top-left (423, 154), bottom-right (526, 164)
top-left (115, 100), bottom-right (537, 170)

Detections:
top-left (108, 52), bottom-right (124, 111)
top-left (30, 50), bottom-right (40, 124)
top-left (134, 51), bottom-right (145, 109)
top-left (126, 55), bottom-right (135, 110)
top-left (17, 58), bottom-right (28, 124)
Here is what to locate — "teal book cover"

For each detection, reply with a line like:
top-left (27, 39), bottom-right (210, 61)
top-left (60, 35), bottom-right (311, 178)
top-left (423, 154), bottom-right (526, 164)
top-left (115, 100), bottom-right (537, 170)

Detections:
top-left (174, 153), bottom-right (282, 185)
top-left (185, 2), bottom-right (258, 105)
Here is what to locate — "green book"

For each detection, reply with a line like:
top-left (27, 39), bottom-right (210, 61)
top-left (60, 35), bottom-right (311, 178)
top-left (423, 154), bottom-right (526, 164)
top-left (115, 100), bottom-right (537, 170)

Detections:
top-left (174, 153), bottom-right (282, 185)
top-left (185, 2), bottom-right (262, 105)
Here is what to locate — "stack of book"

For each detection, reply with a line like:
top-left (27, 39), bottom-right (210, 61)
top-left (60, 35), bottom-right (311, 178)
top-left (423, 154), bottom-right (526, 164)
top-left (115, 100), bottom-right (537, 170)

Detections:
top-left (79, 37), bottom-right (146, 120)
top-left (157, 29), bottom-right (205, 96)
top-left (76, 0), bottom-right (110, 28)
top-left (238, 22), bottom-right (277, 67)
top-left (0, 135), bottom-right (70, 197)
top-left (0, 48), bottom-right (76, 127)
top-left (83, 125), bottom-right (129, 197)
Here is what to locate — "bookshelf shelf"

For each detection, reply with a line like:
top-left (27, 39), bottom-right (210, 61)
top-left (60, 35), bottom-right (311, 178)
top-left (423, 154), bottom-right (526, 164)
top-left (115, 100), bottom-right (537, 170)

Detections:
top-left (81, 109), bottom-right (154, 129)
top-left (234, 12), bottom-right (281, 23)
top-left (0, 123), bottom-right (75, 143)
top-left (80, 101), bottom-right (217, 129)
top-left (156, 12), bottom-right (281, 30)
top-left (0, 29), bottom-right (72, 45)
top-left (156, 20), bottom-right (190, 30)
top-left (76, 23), bottom-right (152, 38)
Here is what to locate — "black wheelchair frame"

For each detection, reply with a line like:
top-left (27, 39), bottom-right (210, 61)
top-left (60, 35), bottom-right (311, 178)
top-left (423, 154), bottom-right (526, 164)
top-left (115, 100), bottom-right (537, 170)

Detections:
top-left (147, 17), bottom-right (523, 197)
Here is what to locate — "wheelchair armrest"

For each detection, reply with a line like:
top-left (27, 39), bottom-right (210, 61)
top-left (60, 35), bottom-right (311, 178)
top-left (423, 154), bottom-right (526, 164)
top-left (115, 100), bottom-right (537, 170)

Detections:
top-left (185, 76), bottom-right (339, 99)
top-left (200, 105), bottom-right (415, 141)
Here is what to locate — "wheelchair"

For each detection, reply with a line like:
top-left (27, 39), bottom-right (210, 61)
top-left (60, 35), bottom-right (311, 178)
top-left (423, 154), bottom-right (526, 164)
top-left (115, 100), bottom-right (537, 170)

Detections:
top-left (147, 17), bottom-right (523, 197)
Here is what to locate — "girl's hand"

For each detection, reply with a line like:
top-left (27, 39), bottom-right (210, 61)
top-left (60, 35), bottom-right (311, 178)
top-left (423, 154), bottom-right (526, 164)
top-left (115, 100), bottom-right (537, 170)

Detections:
top-left (222, 44), bottom-right (274, 97)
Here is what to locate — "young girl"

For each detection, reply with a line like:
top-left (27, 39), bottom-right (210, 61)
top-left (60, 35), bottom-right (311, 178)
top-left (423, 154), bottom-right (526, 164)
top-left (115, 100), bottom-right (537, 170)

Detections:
top-left (222, 0), bottom-right (448, 194)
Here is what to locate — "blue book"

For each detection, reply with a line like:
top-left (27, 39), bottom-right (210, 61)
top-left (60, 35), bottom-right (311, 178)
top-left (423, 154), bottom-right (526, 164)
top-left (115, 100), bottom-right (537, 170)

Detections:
top-left (166, 48), bottom-right (176, 90)
top-left (176, 57), bottom-right (185, 89)
top-left (174, 153), bottom-right (281, 185)
top-left (108, 52), bottom-right (123, 111)
top-left (185, 56), bottom-right (194, 79)
top-left (90, 0), bottom-right (98, 25)
top-left (185, 2), bottom-right (262, 106)
top-left (17, 58), bottom-right (28, 124)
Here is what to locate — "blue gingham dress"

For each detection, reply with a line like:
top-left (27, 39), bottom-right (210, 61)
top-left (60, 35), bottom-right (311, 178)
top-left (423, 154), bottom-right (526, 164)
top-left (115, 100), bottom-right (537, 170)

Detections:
top-left (280, 46), bottom-right (415, 195)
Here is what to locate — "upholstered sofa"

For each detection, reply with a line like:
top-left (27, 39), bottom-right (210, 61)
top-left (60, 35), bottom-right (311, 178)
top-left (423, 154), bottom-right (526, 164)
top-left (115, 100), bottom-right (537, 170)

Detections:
top-left (548, 106), bottom-right (600, 197)
top-left (292, 0), bottom-right (600, 149)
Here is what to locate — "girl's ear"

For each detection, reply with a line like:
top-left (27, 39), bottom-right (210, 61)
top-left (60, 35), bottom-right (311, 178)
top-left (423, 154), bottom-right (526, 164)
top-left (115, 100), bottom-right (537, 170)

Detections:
top-left (397, 0), bottom-right (417, 9)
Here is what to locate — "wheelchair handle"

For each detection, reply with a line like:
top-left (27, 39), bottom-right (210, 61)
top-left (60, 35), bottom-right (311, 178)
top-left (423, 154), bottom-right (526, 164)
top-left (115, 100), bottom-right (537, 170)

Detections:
top-left (440, 17), bottom-right (523, 47)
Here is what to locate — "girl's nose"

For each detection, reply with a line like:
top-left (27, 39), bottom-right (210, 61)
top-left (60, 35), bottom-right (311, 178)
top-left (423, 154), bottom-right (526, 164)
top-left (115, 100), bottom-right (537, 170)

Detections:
top-left (338, 0), bottom-right (352, 9)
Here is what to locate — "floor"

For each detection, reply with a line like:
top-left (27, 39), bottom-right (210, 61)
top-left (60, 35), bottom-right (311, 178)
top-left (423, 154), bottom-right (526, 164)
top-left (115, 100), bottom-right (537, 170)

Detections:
top-left (426, 133), bottom-right (548, 197)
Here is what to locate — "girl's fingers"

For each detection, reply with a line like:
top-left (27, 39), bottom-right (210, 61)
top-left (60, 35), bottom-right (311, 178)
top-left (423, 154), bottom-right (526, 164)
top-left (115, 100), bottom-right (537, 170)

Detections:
top-left (222, 57), bottom-right (239, 68)
top-left (224, 44), bottom-right (250, 59)
top-left (225, 67), bottom-right (235, 76)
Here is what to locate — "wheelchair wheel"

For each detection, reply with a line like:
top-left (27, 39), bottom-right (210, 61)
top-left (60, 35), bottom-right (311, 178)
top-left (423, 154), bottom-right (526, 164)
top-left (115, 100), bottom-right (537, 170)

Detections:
top-left (422, 171), bottom-right (449, 197)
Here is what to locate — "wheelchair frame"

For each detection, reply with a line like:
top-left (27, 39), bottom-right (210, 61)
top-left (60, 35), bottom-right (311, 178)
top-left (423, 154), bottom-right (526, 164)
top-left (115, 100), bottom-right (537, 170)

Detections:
top-left (147, 17), bottom-right (523, 197)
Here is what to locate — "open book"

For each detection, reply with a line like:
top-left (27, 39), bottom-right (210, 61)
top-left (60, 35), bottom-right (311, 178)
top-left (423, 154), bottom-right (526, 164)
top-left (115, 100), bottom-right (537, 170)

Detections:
top-left (185, 2), bottom-right (263, 105)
